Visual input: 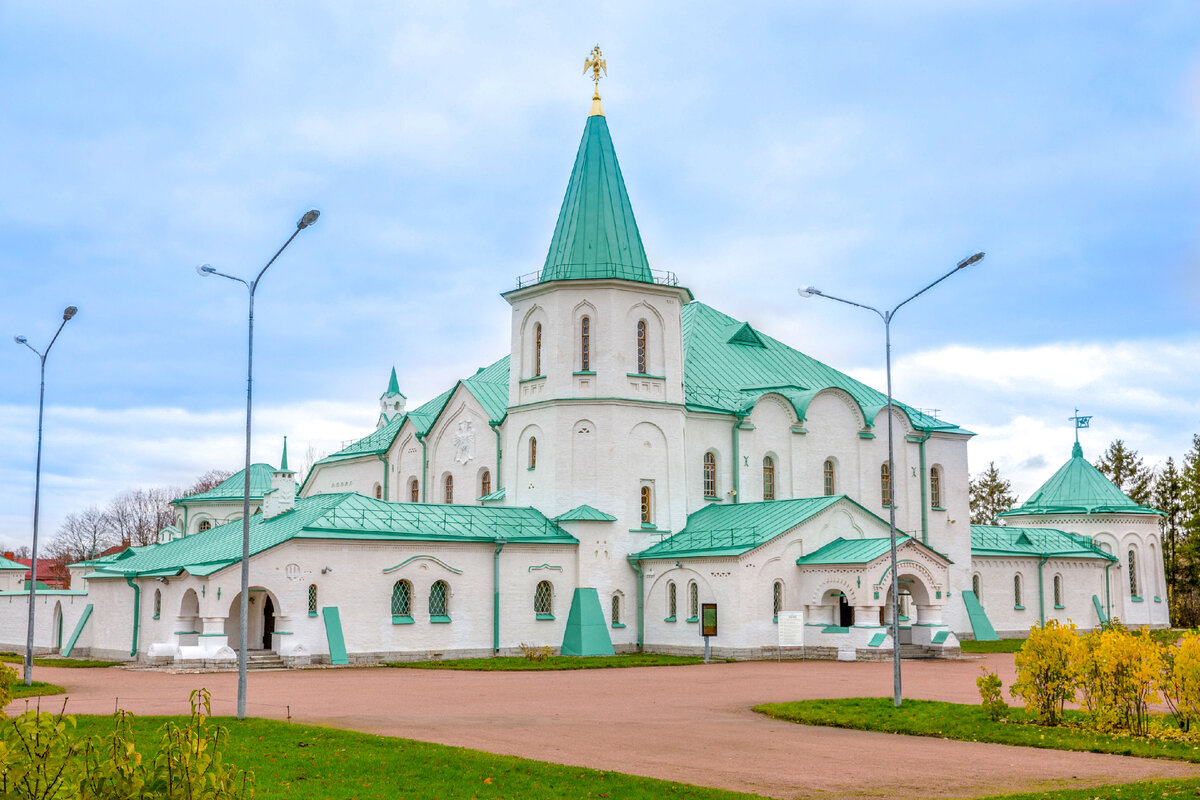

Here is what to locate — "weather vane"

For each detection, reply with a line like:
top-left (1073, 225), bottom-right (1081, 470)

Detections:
top-left (584, 44), bottom-right (607, 104)
top-left (1069, 408), bottom-right (1093, 443)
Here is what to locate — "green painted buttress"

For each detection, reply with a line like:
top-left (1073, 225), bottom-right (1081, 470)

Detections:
top-left (322, 607), bottom-right (349, 665)
top-left (61, 604), bottom-right (94, 657)
top-left (560, 588), bottom-right (615, 656)
top-left (960, 590), bottom-right (998, 641)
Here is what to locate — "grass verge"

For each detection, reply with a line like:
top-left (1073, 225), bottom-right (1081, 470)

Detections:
top-left (62, 715), bottom-right (759, 800)
top-left (0, 651), bottom-right (122, 668)
top-left (10, 681), bottom-right (67, 699)
top-left (960, 638), bottom-right (1025, 653)
top-left (387, 653), bottom-right (710, 670)
top-left (754, 697), bottom-right (1200, 762)
top-left (975, 778), bottom-right (1200, 799)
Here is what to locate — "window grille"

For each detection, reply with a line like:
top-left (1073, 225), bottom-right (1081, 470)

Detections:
top-left (429, 580), bottom-right (448, 617)
top-left (581, 316), bottom-right (590, 371)
top-left (636, 319), bottom-right (647, 374)
top-left (773, 581), bottom-right (783, 617)
top-left (703, 452), bottom-right (717, 497)
top-left (198, 520), bottom-right (212, 532)
top-left (444, 474), bottom-right (453, 504)
top-left (374, 483), bottom-right (383, 499)
top-left (154, 589), bottom-right (161, 618)
top-left (823, 460), bottom-right (835, 496)
top-left (410, 478), bottom-right (419, 503)
top-left (880, 462), bottom-right (891, 507)
top-left (534, 581), bottom-right (553, 615)
top-left (930, 467), bottom-right (942, 508)
top-left (688, 581), bottom-right (698, 619)
top-left (481, 470), bottom-right (491, 497)
top-left (534, 323), bottom-right (542, 376)
top-left (308, 583), bottom-right (318, 615)
top-left (1013, 574), bottom-right (1022, 607)
top-left (529, 437), bottom-right (537, 469)
top-left (1053, 575), bottom-right (1063, 607)
top-left (611, 594), bottom-right (621, 625)
top-left (1128, 549), bottom-right (1138, 596)
top-left (762, 456), bottom-right (775, 500)
top-left (640, 486), bottom-right (652, 524)
top-left (391, 580), bottom-right (412, 616)
top-left (972, 574), bottom-right (981, 598)
top-left (667, 581), bottom-right (677, 618)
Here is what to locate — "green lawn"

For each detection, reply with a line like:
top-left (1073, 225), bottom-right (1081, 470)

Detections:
top-left (387, 653), bottom-right (710, 670)
top-left (960, 638), bottom-right (1026, 653)
top-left (974, 779), bottom-right (1200, 799)
top-left (754, 697), bottom-right (1200, 762)
top-left (10, 680), bottom-right (67, 699)
top-left (0, 650), bottom-right (122, 668)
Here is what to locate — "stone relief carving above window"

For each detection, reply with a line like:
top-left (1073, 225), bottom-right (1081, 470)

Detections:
top-left (453, 419), bottom-right (476, 464)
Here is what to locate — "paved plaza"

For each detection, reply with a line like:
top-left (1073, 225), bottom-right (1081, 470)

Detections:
top-left (13, 654), bottom-right (1200, 799)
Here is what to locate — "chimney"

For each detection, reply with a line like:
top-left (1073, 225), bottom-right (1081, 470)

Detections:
top-left (263, 437), bottom-right (297, 519)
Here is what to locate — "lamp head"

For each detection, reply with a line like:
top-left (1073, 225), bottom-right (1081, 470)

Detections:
top-left (956, 252), bottom-right (985, 269)
top-left (796, 286), bottom-right (819, 299)
top-left (14, 336), bottom-right (27, 345)
top-left (196, 264), bottom-right (216, 276)
top-left (63, 306), bottom-right (77, 321)
top-left (297, 209), bottom-right (320, 230)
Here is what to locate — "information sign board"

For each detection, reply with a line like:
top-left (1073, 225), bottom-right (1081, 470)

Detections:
top-left (778, 611), bottom-right (805, 648)
top-left (700, 603), bottom-right (717, 637)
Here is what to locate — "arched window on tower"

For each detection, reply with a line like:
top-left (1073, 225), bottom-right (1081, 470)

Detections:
top-left (880, 462), bottom-right (892, 507)
top-left (640, 486), bottom-right (652, 525)
top-left (480, 469), bottom-right (491, 498)
top-left (762, 456), bottom-right (776, 501)
top-left (1128, 549), bottom-right (1139, 597)
top-left (823, 460), bottom-right (835, 496)
top-left (534, 323), bottom-right (543, 376)
top-left (1053, 574), bottom-right (1063, 608)
top-left (930, 467), bottom-right (942, 508)
top-left (703, 452), bottom-right (717, 498)
top-left (580, 315), bottom-right (591, 371)
top-left (409, 478), bottom-right (419, 503)
top-left (443, 474), bottom-right (453, 504)
top-left (374, 483), bottom-right (383, 499)
top-left (529, 437), bottom-right (537, 469)
top-left (636, 319), bottom-right (647, 374)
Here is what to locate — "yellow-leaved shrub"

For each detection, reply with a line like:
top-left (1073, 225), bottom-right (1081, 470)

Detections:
top-left (1012, 619), bottom-right (1080, 726)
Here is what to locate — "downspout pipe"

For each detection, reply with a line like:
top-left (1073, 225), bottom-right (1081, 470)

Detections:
top-left (627, 556), bottom-right (644, 649)
top-left (1037, 556), bottom-right (1048, 627)
top-left (916, 432), bottom-right (931, 545)
top-left (416, 433), bottom-right (428, 502)
top-left (125, 575), bottom-right (141, 658)
top-left (376, 453), bottom-right (389, 500)
top-left (490, 423), bottom-right (503, 490)
top-left (731, 413), bottom-right (746, 505)
top-left (493, 539), bottom-right (506, 653)
top-left (1105, 562), bottom-right (1113, 622)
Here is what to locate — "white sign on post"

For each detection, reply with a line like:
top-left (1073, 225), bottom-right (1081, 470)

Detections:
top-left (778, 611), bottom-right (804, 649)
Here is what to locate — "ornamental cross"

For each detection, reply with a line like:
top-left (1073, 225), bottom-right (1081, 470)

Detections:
top-left (583, 45), bottom-right (607, 98)
top-left (1069, 408), bottom-right (1093, 442)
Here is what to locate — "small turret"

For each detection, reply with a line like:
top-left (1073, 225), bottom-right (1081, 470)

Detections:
top-left (378, 367), bottom-right (406, 429)
top-left (263, 437), bottom-right (296, 519)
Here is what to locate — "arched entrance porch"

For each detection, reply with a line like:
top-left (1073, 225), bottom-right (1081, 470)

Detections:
top-left (881, 567), bottom-right (947, 649)
top-left (224, 587), bottom-right (282, 653)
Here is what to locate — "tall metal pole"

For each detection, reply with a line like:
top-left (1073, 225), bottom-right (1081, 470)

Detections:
top-left (197, 209), bottom-right (318, 721)
top-left (15, 307), bottom-right (77, 686)
top-left (799, 252), bottom-right (983, 708)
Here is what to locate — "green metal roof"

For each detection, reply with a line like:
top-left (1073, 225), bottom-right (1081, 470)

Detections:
top-left (0, 555), bottom-right (26, 570)
top-left (478, 487), bottom-right (506, 502)
top-left (384, 367), bottom-right (404, 398)
top-left (681, 302), bottom-right (967, 433)
top-left (796, 535), bottom-right (913, 565)
top-left (971, 524), bottom-right (1117, 560)
top-left (83, 494), bottom-right (576, 579)
top-left (998, 442), bottom-right (1161, 518)
top-left (634, 496), bottom-right (851, 560)
top-left (175, 464), bottom-right (276, 504)
top-left (554, 504), bottom-right (618, 522)
top-left (540, 114), bottom-right (652, 284)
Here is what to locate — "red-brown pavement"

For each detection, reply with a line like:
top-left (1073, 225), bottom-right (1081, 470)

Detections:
top-left (15, 654), bottom-right (1200, 799)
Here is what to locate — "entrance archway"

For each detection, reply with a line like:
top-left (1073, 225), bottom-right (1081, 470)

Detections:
top-left (224, 588), bottom-right (279, 653)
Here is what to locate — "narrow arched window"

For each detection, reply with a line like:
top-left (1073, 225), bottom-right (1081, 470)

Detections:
top-left (534, 581), bottom-right (553, 616)
top-left (534, 323), bottom-right (543, 376)
top-left (703, 452), bottom-right (717, 498)
top-left (667, 581), bottom-right (677, 620)
top-left (580, 315), bottom-right (591, 371)
top-left (640, 486), bottom-right (652, 525)
top-left (762, 456), bottom-right (775, 500)
top-left (1013, 574), bottom-right (1022, 608)
top-left (1128, 549), bottom-right (1139, 597)
top-left (636, 319), bottom-right (647, 374)
top-left (198, 520), bottom-right (212, 532)
top-left (611, 593), bottom-right (621, 625)
top-left (823, 459), bottom-right (835, 496)
top-left (480, 470), bottom-right (491, 498)
top-left (773, 581), bottom-right (783, 619)
top-left (308, 584), bottom-right (318, 615)
top-left (391, 580), bottom-right (412, 617)
top-left (443, 474), bottom-right (453, 504)
top-left (374, 483), bottom-right (383, 499)
top-left (153, 589), bottom-right (161, 619)
top-left (688, 581), bottom-right (698, 620)
top-left (429, 580), bottom-right (449, 617)
top-left (1053, 574), bottom-right (1063, 608)
top-left (880, 462), bottom-right (892, 507)
top-left (930, 467), bottom-right (942, 508)
top-left (972, 573), bottom-right (981, 599)
top-left (409, 478), bottom-right (419, 503)
top-left (529, 437), bottom-right (537, 469)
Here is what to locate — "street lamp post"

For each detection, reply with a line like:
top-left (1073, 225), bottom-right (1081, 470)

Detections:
top-left (798, 251), bottom-right (983, 707)
top-left (197, 209), bottom-right (319, 720)
top-left (14, 305), bottom-right (79, 687)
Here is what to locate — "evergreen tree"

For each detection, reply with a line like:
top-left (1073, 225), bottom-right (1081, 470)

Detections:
top-left (969, 461), bottom-right (1018, 524)
top-left (1095, 439), bottom-right (1154, 507)
top-left (1154, 457), bottom-right (1184, 607)
top-left (1175, 435), bottom-right (1200, 626)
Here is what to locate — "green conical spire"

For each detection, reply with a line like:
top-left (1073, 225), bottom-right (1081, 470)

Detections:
top-left (540, 114), bottom-right (652, 283)
top-left (999, 442), bottom-right (1160, 517)
top-left (384, 367), bottom-right (403, 398)
top-left (280, 436), bottom-right (289, 472)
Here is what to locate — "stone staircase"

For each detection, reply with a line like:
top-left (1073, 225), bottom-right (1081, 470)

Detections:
top-left (245, 651), bottom-right (287, 670)
top-left (899, 644), bottom-right (931, 660)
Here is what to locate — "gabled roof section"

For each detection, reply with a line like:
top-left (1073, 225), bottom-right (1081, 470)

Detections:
top-left (971, 524), bottom-right (1117, 561)
top-left (0, 554), bottom-right (26, 570)
top-left (796, 535), bottom-right (914, 565)
top-left (998, 442), bottom-right (1162, 518)
top-left (634, 496), bottom-right (851, 560)
top-left (83, 494), bottom-right (576, 578)
top-left (555, 504), bottom-right (617, 522)
top-left (681, 302), bottom-right (967, 435)
top-left (478, 487), bottom-right (506, 503)
top-left (175, 464), bottom-right (276, 504)
top-left (460, 356), bottom-right (510, 424)
top-left (540, 114), bottom-right (652, 284)
top-left (319, 415), bottom-right (405, 466)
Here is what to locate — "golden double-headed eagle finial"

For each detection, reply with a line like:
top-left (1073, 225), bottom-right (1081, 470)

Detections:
top-left (583, 45), bottom-right (607, 115)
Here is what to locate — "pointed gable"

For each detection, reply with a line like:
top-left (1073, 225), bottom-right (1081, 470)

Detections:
top-left (998, 442), bottom-right (1162, 518)
top-left (540, 114), bottom-right (652, 284)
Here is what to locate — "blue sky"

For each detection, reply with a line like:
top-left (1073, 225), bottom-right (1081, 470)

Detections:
top-left (2, 2), bottom-right (1198, 550)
